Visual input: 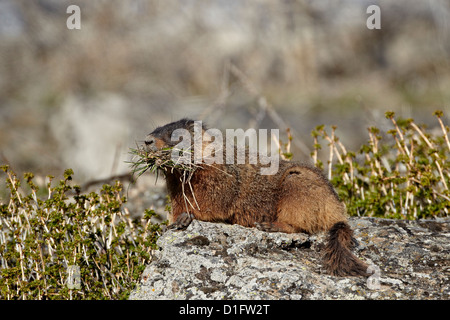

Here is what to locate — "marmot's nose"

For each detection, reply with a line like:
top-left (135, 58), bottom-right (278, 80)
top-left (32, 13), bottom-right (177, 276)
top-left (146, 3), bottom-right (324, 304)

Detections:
top-left (144, 135), bottom-right (158, 152)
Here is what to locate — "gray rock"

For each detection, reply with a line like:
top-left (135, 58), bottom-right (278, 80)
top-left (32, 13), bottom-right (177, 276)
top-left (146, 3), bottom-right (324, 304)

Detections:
top-left (129, 217), bottom-right (450, 300)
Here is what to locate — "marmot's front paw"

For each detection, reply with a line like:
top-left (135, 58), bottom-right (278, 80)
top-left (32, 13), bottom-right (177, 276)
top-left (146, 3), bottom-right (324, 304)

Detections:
top-left (167, 212), bottom-right (194, 230)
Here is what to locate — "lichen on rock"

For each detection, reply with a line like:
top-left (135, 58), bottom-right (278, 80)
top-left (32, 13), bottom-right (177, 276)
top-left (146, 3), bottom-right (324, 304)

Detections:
top-left (129, 217), bottom-right (450, 300)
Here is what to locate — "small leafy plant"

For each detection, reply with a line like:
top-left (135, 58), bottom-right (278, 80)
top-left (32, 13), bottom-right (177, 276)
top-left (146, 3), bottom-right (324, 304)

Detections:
top-left (0, 167), bottom-right (163, 299)
top-left (311, 111), bottom-right (449, 219)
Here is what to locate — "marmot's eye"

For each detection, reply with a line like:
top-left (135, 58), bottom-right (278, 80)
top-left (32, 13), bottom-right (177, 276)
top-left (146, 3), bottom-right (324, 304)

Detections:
top-left (145, 139), bottom-right (154, 146)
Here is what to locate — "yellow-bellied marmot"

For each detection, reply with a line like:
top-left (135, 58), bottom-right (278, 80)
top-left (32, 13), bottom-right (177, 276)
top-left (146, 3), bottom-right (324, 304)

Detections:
top-left (144, 118), bottom-right (368, 276)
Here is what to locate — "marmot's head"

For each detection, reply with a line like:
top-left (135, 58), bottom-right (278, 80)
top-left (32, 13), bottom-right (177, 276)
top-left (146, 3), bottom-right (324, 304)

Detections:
top-left (144, 118), bottom-right (279, 175)
top-left (144, 118), bottom-right (207, 152)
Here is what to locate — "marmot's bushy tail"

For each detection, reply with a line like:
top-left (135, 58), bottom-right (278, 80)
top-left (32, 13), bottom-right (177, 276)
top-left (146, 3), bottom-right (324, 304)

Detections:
top-left (324, 222), bottom-right (369, 276)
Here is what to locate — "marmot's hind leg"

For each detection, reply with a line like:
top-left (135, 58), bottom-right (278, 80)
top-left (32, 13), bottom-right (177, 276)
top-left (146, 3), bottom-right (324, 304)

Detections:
top-left (275, 166), bottom-right (348, 234)
top-left (255, 221), bottom-right (303, 234)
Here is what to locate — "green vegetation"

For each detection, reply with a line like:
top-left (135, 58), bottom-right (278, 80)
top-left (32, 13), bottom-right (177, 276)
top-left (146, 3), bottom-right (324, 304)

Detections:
top-left (0, 167), bottom-right (163, 299)
top-left (311, 111), bottom-right (449, 219)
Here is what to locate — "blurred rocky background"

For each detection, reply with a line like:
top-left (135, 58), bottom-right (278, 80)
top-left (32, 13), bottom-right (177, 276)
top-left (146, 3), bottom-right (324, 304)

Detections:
top-left (1, 0), bottom-right (450, 206)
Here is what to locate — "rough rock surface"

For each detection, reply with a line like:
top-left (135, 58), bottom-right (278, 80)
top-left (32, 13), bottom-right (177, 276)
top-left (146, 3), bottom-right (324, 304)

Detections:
top-left (130, 217), bottom-right (450, 300)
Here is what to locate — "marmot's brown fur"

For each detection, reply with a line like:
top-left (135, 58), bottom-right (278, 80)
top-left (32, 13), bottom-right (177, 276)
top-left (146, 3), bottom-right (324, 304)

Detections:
top-left (144, 118), bottom-right (368, 276)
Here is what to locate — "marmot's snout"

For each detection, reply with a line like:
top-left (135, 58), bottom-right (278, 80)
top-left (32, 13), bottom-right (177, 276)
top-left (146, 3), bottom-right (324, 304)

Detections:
top-left (144, 129), bottom-right (174, 152)
top-left (144, 135), bottom-right (158, 152)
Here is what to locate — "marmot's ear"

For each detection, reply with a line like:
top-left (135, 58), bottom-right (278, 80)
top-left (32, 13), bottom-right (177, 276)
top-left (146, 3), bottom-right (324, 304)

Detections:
top-left (196, 120), bottom-right (209, 131)
top-left (186, 120), bottom-right (195, 133)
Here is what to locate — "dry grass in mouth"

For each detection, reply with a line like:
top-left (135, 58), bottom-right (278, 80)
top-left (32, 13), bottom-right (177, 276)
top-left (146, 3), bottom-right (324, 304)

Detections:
top-left (128, 145), bottom-right (202, 212)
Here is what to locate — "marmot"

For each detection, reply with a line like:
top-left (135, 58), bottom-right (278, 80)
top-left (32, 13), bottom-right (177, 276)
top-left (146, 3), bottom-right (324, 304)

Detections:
top-left (144, 118), bottom-right (368, 276)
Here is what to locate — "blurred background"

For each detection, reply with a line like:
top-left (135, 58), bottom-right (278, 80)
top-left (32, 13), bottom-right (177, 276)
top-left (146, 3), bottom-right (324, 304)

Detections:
top-left (1, 0), bottom-right (450, 185)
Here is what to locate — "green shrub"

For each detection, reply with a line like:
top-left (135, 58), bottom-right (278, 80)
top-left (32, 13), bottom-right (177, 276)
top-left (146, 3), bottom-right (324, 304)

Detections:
top-left (311, 111), bottom-right (449, 219)
top-left (0, 167), bottom-right (163, 299)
